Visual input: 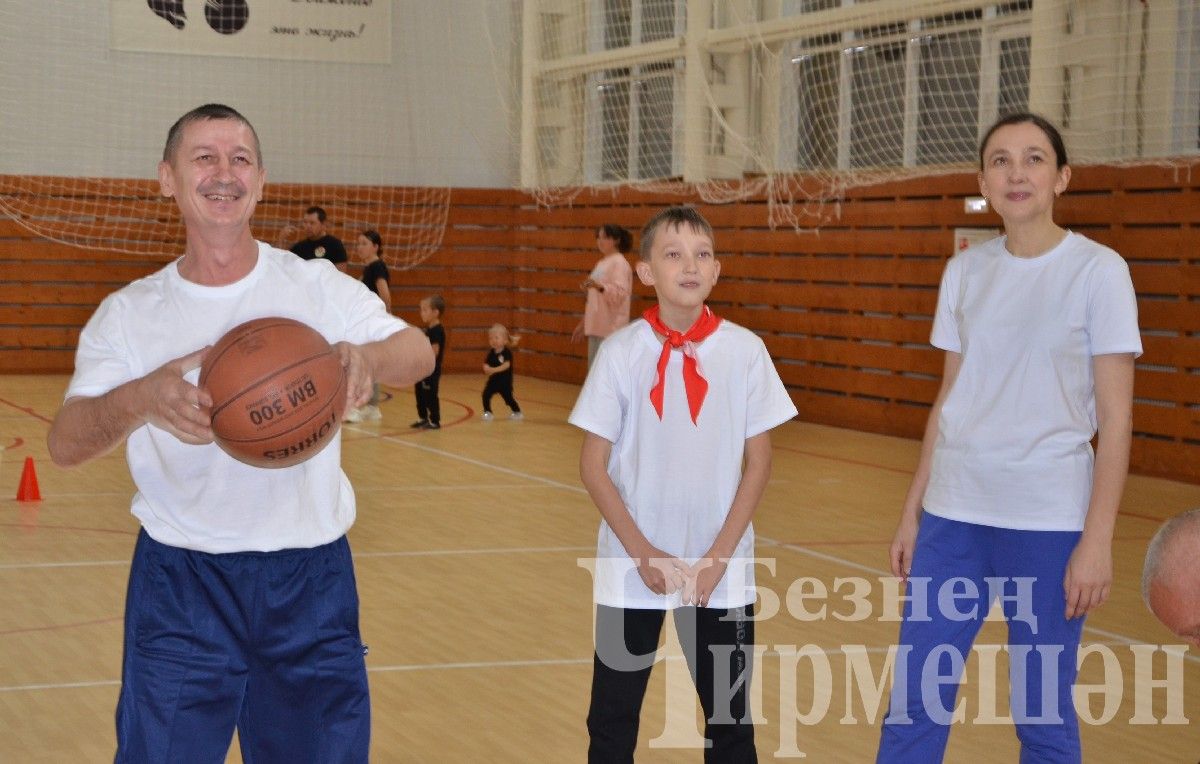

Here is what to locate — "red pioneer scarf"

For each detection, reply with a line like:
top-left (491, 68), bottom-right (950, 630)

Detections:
top-left (643, 305), bottom-right (722, 425)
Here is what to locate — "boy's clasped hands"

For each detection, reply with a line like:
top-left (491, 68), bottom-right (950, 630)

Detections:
top-left (633, 544), bottom-right (729, 608)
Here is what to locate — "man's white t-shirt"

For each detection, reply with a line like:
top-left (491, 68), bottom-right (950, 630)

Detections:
top-left (569, 319), bottom-right (797, 609)
top-left (923, 232), bottom-right (1142, 531)
top-left (66, 242), bottom-right (408, 553)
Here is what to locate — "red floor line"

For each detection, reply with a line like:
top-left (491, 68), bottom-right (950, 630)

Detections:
top-left (0, 397), bottom-right (54, 424)
top-left (1111, 509), bottom-right (1168, 524)
top-left (345, 396), bottom-right (476, 440)
top-left (772, 443), bottom-right (913, 475)
top-left (512, 395), bottom-right (574, 411)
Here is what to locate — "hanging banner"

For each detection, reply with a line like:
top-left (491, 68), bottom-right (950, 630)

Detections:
top-left (110, 0), bottom-right (391, 64)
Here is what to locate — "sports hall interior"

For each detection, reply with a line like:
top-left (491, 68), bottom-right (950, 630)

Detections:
top-left (1, 1), bottom-right (1199, 761)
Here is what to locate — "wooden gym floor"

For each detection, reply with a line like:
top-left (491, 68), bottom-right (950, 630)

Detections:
top-left (1, 373), bottom-right (1198, 762)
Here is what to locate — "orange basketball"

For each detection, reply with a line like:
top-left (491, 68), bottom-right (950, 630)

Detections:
top-left (200, 317), bottom-right (347, 468)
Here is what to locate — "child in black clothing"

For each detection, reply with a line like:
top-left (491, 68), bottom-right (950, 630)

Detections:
top-left (412, 295), bottom-right (446, 430)
top-left (481, 323), bottom-right (522, 421)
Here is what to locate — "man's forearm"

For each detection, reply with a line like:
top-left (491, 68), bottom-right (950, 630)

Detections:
top-left (366, 327), bottom-right (435, 388)
top-left (48, 383), bottom-right (143, 467)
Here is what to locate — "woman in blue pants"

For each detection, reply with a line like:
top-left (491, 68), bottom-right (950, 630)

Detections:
top-left (876, 113), bottom-right (1142, 763)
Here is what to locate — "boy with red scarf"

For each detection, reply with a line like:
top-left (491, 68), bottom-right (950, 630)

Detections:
top-left (569, 206), bottom-right (797, 762)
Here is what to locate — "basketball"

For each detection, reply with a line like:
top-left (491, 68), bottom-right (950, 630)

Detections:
top-left (200, 317), bottom-right (347, 468)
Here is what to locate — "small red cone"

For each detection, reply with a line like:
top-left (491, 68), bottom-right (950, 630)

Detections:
top-left (16, 456), bottom-right (41, 502)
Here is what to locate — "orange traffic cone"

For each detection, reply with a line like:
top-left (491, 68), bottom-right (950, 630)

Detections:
top-left (16, 456), bottom-right (41, 502)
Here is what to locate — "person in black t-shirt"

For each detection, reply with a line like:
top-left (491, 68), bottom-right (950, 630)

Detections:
top-left (280, 205), bottom-right (348, 272)
top-left (345, 229), bottom-right (392, 423)
top-left (412, 295), bottom-right (446, 429)
top-left (480, 323), bottom-right (522, 421)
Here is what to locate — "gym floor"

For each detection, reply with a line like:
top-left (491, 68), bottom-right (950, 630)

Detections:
top-left (2, 373), bottom-right (1198, 762)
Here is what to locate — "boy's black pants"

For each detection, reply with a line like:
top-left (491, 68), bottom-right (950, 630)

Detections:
top-left (415, 373), bottom-right (440, 425)
top-left (587, 604), bottom-right (757, 763)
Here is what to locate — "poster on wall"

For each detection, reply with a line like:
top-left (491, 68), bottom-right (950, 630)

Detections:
top-left (953, 227), bottom-right (1000, 254)
top-left (110, 0), bottom-right (391, 64)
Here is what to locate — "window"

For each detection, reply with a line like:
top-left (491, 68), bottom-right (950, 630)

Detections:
top-left (592, 63), bottom-right (680, 181)
top-left (785, 3), bottom-right (1033, 171)
top-left (997, 36), bottom-right (1030, 118)
top-left (917, 29), bottom-right (982, 166)
top-left (1175, 0), bottom-right (1200, 154)
top-left (792, 41), bottom-right (839, 170)
top-left (585, 1), bottom-right (684, 182)
top-left (849, 25), bottom-right (908, 169)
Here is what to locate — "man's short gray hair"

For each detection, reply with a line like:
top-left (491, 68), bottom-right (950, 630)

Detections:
top-left (1142, 508), bottom-right (1200, 605)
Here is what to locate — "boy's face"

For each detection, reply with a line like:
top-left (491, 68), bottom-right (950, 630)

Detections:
top-left (488, 330), bottom-right (506, 351)
top-left (636, 221), bottom-right (720, 312)
top-left (419, 300), bottom-right (437, 324)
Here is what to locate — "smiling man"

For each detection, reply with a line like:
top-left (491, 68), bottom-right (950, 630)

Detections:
top-left (1143, 509), bottom-right (1200, 647)
top-left (46, 103), bottom-right (433, 762)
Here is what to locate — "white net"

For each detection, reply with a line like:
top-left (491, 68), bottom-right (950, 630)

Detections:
top-left (507, 0), bottom-right (1200, 224)
top-left (0, 0), bottom-right (454, 270)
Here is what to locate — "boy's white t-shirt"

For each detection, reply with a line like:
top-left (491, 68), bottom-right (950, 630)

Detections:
top-left (569, 318), bottom-right (797, 609)
top-left (923, 232), bottom-right (1142, 531)
top-left (66, 242), bottom-right (409, 553)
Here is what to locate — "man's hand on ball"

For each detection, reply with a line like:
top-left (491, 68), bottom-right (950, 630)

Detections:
top-left (140, 347), bottom-right (213, 445)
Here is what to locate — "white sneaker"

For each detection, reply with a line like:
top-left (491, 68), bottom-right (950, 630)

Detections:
top-left (510, 412), bottom-right (523, 420)
top-left (481, 411), bottom-right (494, 421)
top-left (343, 407), bottom-right (364, 424)
top-left (362, 405), bottom-right (382, 422)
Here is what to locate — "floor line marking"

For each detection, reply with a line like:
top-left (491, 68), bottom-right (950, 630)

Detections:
top-left (355, 483), bottom-right (567, 493)
top-left (380, 435), bottom-right (587, 494)
top-left (356, 545), bottom-right (594, 559)
top-left (5, 415), bottom-right (1191, 672)
top-left (0, 640), bottom-right (1146, 693)
top-left (0, 544), bottom-right (597, 570)
top-left (0, 559), bottom-right (131, 571)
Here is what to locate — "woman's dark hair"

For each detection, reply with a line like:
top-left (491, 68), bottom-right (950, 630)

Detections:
top-left (361, 229), bottom-right (383, 254)
top-left (979, 112), bottom-right (1068, 170)
top-left (598, 224), bottom-right (633, 254)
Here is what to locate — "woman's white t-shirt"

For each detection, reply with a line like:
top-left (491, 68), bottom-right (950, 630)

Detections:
top-left (923, 232), bottom-right (1142, 531)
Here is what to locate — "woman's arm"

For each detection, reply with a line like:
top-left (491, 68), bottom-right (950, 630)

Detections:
top-left (596, 256), bottom-right (632, 306)
top-left (889, 350), bottom-right (962, 579)
top-left (1063, 352), bottom-right (1135, 619)
top-left (373, 277), bottom-right (392, 313)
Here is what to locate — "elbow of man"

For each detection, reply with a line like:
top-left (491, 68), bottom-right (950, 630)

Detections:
top-left (46, 427), bottom-right (85, 468)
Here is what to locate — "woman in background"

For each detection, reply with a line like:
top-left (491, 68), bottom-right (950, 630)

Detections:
top-left (344, 229), bottom-right (391, 423)
top-left (572, 224), bottom-right (633, 368)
